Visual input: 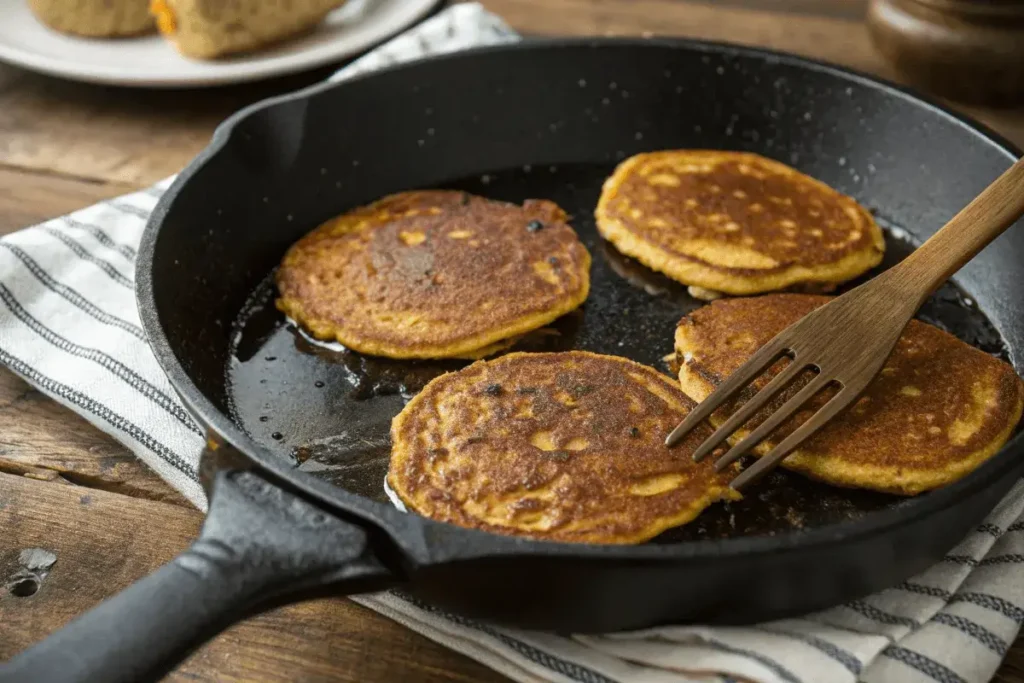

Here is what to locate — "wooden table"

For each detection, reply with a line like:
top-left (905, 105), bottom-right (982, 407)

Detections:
top-left (2, 1), bottom-right (1023, 681)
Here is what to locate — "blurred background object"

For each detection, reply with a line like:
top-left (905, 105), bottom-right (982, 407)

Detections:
top-left (151, 0), bottom-right (349, 59)
top-left (27, 0), bottom-right (155, 38)
top-left (868, 0), bottom-right (1024, 106)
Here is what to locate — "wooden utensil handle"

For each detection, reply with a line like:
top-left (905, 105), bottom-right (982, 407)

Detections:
top-left (893, 156), bottom-right (1024, 300)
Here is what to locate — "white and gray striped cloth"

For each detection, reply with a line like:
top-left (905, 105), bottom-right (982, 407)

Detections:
top-left (1, 4), bottom-right (1023, 683)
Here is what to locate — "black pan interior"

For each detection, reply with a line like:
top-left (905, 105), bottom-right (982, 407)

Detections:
top-left (227, 161), bottom-right (1010, 542)
top-left (146, 40), bottom-right (1024, 547)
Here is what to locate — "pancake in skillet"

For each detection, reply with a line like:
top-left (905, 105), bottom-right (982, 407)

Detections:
top-left (387, 351), bottom-right (739, 544)
top-left (277, 190), bottom-right (591, 360)
top-left (595, 150), bottom-right (885, 298)
top-left (674, 294), bottom-right (1024, 495)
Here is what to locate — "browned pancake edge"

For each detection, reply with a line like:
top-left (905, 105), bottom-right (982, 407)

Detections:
top-left (388, 351), bottom-right (740, 544)
top-left (675, 294), bottom-right (1024, 495)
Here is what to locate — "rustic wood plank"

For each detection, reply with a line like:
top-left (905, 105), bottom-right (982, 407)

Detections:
top-left (487, 0), bottom-right (893, 70)
top-left (0, 168), bottom-right (134, 237)
top-left (998, 654), bottom-right (1024, 683)
top-left (0, 473), bottom-right (504, 683)
top-left (0, 371), bottom-right (190, 506)
top-left (684, 0), bottom-right (868, 20)
top-left (0, 63), bottom-right (334, 187)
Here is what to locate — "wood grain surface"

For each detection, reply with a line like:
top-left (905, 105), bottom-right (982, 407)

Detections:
top-left (0, 473), bottom-right (503, 683)
top-left (1, 1), bottom-right (1022, 682)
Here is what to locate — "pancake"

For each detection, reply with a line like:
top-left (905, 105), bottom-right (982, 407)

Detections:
top-left (595, 150), bottom-right (885, 297)
top-left (675, 294), bottom-right (1024, 495)
top-left (29, 0), bottom-right (154, 37)
top-left (276, 190), bottom-right (591, 360)
top-left (387, 351), bottom-right (739, 544)
top-left (151, 0), bottom-right (346, 59)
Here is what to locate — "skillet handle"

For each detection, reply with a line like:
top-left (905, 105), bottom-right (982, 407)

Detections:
top-left (2, 468), bottom-right (398, 683)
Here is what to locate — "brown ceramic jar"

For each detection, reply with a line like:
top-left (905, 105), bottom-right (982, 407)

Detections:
top-left (867, 0), bottom-right (1024, 106)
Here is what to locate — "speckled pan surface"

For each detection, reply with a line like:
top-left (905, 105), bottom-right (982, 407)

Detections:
top-left (138, 39), bottom-right (1024, 629)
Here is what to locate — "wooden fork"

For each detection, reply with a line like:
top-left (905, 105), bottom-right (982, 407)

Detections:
top-left (665, 156), bottom-right (1024, 491)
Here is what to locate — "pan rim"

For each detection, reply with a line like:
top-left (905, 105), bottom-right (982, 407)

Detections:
top-left (137, 35), bottom-right (1024, 565)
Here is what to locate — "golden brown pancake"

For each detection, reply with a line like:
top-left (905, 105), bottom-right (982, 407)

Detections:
top-left (277, 190), bottom-right (591, 360)
top-left (29, 0), bottom-right (154, 37)
top-left (595, 150), bottom-right (885, 297)
top-left (675, 294), bottom-right (1024, 495)
top-left (388, 351), bottom-right (739, 544)
top-left (151, 0), bottom-right (346, 59)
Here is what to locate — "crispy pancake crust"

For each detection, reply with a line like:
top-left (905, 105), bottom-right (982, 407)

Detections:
top-left (388, 351), bottom-right (739, 544)
top-left (675, 294), bottom-right (1024, 495)
top-left (595, 150), bottom-right (885, 295)
top-left (277, 191), bottom-right (591, 360)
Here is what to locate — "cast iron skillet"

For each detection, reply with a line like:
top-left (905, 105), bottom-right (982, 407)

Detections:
top-left (7, 38), bottom-right (1024, 683)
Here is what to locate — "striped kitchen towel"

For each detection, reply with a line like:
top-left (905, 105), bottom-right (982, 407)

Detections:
top-left (1, 4), bottom-right (1023, 683)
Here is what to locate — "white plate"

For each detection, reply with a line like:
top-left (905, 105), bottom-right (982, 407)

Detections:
top-left (0, 0), bottom-right (437, 87)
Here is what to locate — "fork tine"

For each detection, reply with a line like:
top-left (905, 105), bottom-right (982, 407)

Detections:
top-left (665, 342), bottom-right (788, 448)
top-left (729, 387), bottom-right (854, 491)
top-left (691, 358), bottom-right (808, 462)
top-left (712, 372), bottom-right (831, 472)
